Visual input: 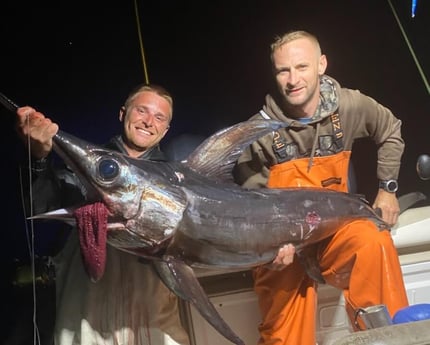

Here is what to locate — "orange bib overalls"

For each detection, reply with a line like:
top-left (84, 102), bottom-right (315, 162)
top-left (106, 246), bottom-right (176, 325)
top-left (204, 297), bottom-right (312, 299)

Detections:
top-left (253, 151), bottom-right (408, 345)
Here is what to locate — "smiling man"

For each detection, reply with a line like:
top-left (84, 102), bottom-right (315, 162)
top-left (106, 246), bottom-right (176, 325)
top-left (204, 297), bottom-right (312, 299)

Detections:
top-left (234, 30), bottom-right (408, 345)
top-left (119, 85), bottom-right (172, 157)
top-left (15, 83), bottom-right (190, 345)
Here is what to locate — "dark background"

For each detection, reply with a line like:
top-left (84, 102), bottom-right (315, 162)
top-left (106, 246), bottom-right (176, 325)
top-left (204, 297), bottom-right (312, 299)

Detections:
top-left (1, 0), bottom-right (430, 343)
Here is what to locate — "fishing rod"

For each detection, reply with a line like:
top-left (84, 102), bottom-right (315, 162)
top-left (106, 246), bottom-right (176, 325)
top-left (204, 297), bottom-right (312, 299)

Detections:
top-left (0, 91), bottom-right (19, 112)
top-left (133, 0), bottom-right (150, 84)
top-left (388, 0), bottom-right (430, 95)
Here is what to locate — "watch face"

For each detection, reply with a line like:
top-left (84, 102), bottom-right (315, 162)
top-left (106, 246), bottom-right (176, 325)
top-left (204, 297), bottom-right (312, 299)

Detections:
top-left (386, 180), bottom-right (398, 192)
top-left (388, 181), bottom-right (397, 192)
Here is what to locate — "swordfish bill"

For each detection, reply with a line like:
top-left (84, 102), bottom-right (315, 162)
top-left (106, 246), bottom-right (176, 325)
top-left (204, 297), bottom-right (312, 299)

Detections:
top-left (31, 119), bottom-right (388, 345)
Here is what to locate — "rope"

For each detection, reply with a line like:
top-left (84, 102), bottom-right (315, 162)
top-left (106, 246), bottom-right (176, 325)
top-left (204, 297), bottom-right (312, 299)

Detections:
top-left (387, 0), bottom-right (430, 95)
top-left (18, 118), bottom-right (42, 345)
top-left (133, 0), bottom-right (150, 84)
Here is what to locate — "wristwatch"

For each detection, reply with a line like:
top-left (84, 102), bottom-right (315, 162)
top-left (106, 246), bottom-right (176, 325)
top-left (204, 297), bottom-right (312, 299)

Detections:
top-left (379, 179), bottom-right (398, 193)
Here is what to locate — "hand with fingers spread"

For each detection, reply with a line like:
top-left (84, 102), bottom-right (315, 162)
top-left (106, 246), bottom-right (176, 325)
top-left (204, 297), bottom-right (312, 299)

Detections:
top-left (16, 106), bottom-right (59, 159)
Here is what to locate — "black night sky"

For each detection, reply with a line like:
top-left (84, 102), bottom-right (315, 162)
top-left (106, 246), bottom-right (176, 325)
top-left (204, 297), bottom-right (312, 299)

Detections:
top-left (1, 0), bottom-right (430, 341)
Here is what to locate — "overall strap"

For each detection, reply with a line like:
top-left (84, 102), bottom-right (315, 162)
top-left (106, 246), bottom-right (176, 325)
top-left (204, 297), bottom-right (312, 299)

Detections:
top-left (260, 109), bottom-right (345, 164)
top-left (259, 110), bottom-right (290, 164)
top-left (330, 113), bottom-right (344, 150)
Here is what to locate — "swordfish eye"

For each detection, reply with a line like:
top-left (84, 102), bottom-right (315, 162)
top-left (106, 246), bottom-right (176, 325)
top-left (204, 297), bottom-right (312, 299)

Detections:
top-left (98, 158), bottom-right (120, 181)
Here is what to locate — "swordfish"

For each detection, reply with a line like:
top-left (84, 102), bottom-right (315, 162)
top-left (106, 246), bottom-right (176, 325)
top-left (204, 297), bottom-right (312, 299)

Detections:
top-left (31, 119), bottom-right (388, 345)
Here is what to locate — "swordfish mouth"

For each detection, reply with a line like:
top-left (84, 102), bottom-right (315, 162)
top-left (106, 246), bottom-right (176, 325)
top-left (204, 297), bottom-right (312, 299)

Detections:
top-left (31, 201), bottom-right (158, 283)
top-left (28, 201), bottom-right (114, 282)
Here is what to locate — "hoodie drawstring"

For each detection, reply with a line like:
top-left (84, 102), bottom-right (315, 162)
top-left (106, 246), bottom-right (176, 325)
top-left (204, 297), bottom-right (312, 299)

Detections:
top-left (307, 122), bottom-right (320, 173)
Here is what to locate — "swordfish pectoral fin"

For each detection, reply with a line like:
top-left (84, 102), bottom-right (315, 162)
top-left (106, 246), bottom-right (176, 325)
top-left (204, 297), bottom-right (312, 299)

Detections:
top-left (151, 258), bottom-right (245, 345)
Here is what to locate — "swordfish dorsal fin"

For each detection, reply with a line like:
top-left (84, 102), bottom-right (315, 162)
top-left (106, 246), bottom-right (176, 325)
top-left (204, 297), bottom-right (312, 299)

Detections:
top-left (184, 119), bottom-right (289, 182)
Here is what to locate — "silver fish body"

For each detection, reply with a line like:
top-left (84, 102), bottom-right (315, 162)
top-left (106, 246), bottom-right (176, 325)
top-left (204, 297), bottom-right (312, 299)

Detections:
top-left (34, 119), bottom-right (387, 345)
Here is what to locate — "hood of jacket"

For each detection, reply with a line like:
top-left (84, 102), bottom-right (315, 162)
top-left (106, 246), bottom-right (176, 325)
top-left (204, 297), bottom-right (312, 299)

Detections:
top-left (105, 135), bottom-right (166, 161)
top-left (262, 75), bottom-right (340, 126)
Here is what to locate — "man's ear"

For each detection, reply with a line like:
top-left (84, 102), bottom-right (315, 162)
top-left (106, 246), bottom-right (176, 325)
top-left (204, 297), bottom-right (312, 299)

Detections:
top-left (119, 106), bottom-right (126, 122)
top-left (161, 125), bottom-right (170, 138)
top-left (318, 54), bottom-right (327, 75)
